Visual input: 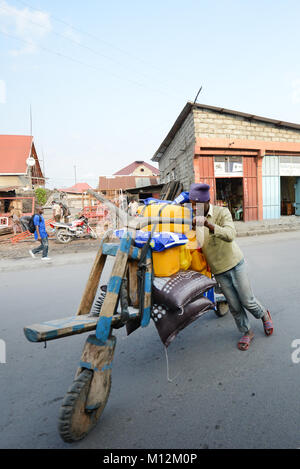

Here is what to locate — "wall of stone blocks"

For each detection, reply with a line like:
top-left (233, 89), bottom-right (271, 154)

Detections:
top-left (157, 107), bottom-right (300, 192)
top-left (159, 112), bottom-right (196, 190)
top-left (193, 108), bottom-right (300, 142)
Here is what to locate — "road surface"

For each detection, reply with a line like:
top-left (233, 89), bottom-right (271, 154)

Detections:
top-left (0, 231), bottom-right (300, 449)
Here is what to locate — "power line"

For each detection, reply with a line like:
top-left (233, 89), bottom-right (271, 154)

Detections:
top-left (0, 29), bottom-right (176, 98)
top-left (14, 0), bottom-right (167, 75)
top-left (1, 1), bottom-right (168, 86)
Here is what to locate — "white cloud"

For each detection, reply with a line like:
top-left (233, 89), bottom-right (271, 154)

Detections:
top-left (0, 0), bottom-right (52, 55)
top-left (0, 79), bottom-right (6, 103)
top-left (291, 79), bottom-right (300, 104)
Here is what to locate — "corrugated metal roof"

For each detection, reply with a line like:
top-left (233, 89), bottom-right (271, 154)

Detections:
top-left (98, 176), bottom-right (159, 191)
top-left (152, 102), bottom-right (300, 161)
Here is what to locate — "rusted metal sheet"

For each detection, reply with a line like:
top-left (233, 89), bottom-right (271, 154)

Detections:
top-left (243, 157), bottom-right (258, 221)
top-left (193, 156), bottom-right (216, 203)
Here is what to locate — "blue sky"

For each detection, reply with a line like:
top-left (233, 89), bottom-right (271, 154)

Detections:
top-left (0, 0), bottom-right (300, 189)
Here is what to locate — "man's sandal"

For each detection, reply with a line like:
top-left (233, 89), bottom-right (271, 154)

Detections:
top-left (237, 334), bottom-right (254, 351)
top-left (262, 310), bottom-right (273, 336)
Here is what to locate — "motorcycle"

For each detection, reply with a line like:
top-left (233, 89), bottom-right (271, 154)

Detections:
top-left (50, 216), bottom-right (97, 244)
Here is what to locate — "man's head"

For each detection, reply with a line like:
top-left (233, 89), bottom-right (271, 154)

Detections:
top-left (37, 207), bottom-right (44, 215)
top-left (189, 183), bottom-right (210, 215)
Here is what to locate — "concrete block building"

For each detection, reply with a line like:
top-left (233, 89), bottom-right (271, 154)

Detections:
top-left (152, 103), bottom-right (300, 221)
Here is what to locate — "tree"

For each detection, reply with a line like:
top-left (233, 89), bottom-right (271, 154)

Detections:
top-left (35, 187), bottom-right (47, 207)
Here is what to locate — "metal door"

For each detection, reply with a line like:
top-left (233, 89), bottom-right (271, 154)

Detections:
top-left (243, 157), bottom-right (258, 221)
top-left (262, 155), bottom-right (280, 219)
top-left (295, 177), bottom-right (300, 216)
top-left (193, 156), bottom-right (215, 203)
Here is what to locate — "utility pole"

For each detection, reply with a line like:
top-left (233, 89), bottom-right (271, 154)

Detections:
top-left (30, 104), bottom-right (33, 136)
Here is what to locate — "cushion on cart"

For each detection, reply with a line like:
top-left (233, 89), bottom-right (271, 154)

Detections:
top-left (152, 270), bottom-right (216, 312)
top-left (151, 296), bottom-right (214, 347)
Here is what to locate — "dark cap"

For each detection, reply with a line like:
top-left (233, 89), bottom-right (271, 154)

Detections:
top-left (189, 183), bottom-right (210, 202)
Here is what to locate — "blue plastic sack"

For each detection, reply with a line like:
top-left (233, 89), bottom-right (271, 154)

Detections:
top-left (143, 198), bottom-right (172, 205)
top-left (114, 230), bottom-right (188, 252)
top-left (172, 191), bottom-right (190, 205)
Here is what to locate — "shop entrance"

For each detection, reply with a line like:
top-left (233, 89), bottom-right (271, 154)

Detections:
top-left (215, 178), bottom-right (244, 221)
top-left (280, 176), bottom-right (296, 215)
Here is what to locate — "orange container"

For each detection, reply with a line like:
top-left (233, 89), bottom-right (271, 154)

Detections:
top-left (138, 204), bottom-right (191, 234)
top-left (191, 250), bottom-right (211, 277)
top-left (179, 245), bottom-right (192, 270)
top-left (152, 246), bottom-right (180, 277)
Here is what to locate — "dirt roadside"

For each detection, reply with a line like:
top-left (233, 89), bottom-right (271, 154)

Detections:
top-left (0, 233), bottom-right (100, 260)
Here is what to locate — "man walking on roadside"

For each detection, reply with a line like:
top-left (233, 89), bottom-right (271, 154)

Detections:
top-left (52, 200), bottom-right (62, 222)
top-left (189, 183), bottom-right (273, 351)
top-left (29, 207), bottom-right (51, 262)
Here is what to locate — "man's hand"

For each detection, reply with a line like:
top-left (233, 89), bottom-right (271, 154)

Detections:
top-left (193, 216), bottom-right (215, 233)
top-left (193, 216), bottom-right (207, 227)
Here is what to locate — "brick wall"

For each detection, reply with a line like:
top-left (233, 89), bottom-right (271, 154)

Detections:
top-left (159, 112), bottom-right (195, 190)
top-left (193, 108), bottom-right (300, 142)
top-left (157, 106), bottom-right (300, 192)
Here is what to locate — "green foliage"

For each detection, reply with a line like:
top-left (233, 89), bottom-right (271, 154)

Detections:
top-left (35, 187), bottom-right (47, 206)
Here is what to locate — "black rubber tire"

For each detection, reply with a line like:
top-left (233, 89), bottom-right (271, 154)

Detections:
top-left (56, 229), bottom-right (72, 244)
top-left (215, 301), bottom-right (229, 317)
top-left (58, 369), bottom-right (111, 443)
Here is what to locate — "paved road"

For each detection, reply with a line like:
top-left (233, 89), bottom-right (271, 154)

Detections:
top-left (0, 231), bottom-right (300, 449)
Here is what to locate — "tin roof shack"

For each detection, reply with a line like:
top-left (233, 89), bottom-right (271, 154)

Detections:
top-left (58, 183), bottom-right (94, 211)
top-left (0, 135), bottom-right (45, 191)
top-left (152, 102), bottom-right (300, 221)
top-left (126, 183), bottom-right (164, 201)
top-left (98, 161), bottom-right (160, 199)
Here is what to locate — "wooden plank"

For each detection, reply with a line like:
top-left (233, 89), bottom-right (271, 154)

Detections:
top-left (24, 315), bottom-right (99, 342)
top-left (140, 248), bottom-right (153, 328)
top-left (24, 308), bottom-right (139, 343)
top-left (103, 242), bottom-right (141, 260)
top-left (76, 232), bottom-right (112, 316)
top-left (75, 334), bottom-right (117, 411)
top-left (128, 260), bottom-right (139, 307)
top-left (95, 231), bottom-right (133, 343)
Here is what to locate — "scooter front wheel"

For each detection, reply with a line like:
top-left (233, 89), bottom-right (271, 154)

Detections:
top-left (56, 229), bottom-right (72, 244)
top-left (58, 369), bottom-right (111, 443)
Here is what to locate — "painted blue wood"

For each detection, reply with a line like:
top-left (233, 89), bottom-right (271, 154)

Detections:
top-left (102, 243), bottom-right (119, 256)
top-left (96, 231), bottom-right (133, 342)
top-left (140, 248), bottom-right (152, 328)
top-left (295, 177), bottom-right (300, 216)
top-left (107, 276), bottom-right (122, 294)
top-left (95, 316), bottom-right (113, 342)
top-left (262, 156), bottom-right (281, 219)
top-left (141, 306), bottom-right (151, 328)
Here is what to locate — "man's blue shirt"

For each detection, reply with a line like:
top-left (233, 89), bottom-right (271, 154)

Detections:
top-left (33, 214), bottom-right (48, 240)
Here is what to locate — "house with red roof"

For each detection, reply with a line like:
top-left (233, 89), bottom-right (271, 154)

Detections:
top-left (113, 161), bottom-right (159, 177)
top-left (57, 182), bottom-right (94, 210)
top-left (98, 161), bottom-right (160, 198)
top-left (58, 182), bottom-right (93, 194)
top-left (0, 135), bottom-right (45, 191)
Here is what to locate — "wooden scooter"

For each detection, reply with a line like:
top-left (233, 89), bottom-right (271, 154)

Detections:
top-left (24, 190), bottom-right (193, 442)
